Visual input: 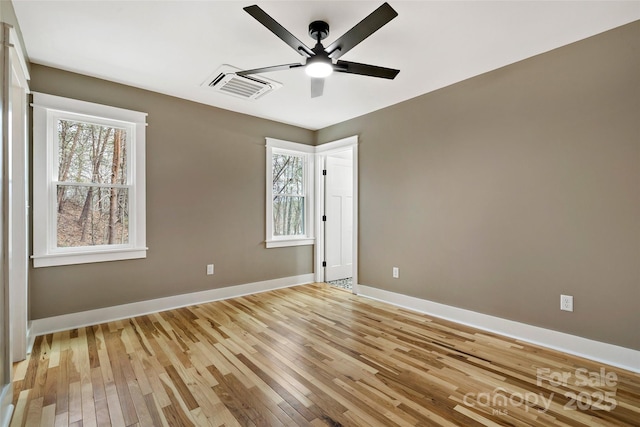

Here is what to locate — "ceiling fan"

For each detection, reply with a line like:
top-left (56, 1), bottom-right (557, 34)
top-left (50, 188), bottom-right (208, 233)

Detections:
top-left (238, 2), bottom-right (400, 98)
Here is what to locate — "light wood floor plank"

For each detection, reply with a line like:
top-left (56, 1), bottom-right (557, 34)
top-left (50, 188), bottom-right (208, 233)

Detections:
top-left (10, 389), bottom-right (29, 427)
top-left (39, 404), bottom-right (56, 427)
top-left (53, 412), bottom-right (68, 427)
top-left (11, 283), bottom-right (640, 426)
top-left (103, 382), bottom-right (126, 427)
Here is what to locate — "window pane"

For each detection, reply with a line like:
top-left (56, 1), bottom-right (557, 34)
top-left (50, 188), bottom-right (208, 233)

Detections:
top-left (273, 195), bottom-right (305, 236)
top-left (57, 185), bottom-right (129, 247)
top-left (57, 119), bottom-right (127, 185)
top-left (272, 154), bottom-right (304, 195)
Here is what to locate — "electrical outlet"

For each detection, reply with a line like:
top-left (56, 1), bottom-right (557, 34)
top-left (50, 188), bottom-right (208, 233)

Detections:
top-left (392, 267), bottom-right (399, 279)
top-left (207, 264), bottom-right (214, 275)
top-left (560, 294), bottom-right (573, 312)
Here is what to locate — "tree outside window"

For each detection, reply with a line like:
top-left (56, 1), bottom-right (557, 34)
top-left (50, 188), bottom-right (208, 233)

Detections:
top-left (272, 153), bottom-right (305, 236)
top-left (56, 119), bottom-right (129, 247)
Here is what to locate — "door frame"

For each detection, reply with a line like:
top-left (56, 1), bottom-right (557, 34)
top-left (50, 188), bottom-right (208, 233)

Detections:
top-left (8, 25), bottom-right (30, 363)
top-left (1, 23), bottom-right (29, 426)
top-left (314, 136), bottom-right (358, 294)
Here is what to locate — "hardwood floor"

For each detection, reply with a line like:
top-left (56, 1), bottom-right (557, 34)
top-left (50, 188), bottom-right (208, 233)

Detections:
top-left (10, 283), bottom-right (640, 426)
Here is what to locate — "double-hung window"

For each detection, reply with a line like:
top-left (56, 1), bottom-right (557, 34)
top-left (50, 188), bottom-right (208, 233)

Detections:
top-left (32, 93), bottom-right (147, 267)
top-left (266, 138), bottom-right (314, 248)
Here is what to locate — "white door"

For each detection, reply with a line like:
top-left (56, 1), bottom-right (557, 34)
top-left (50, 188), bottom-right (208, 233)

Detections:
top-left (324, 152), bottom-right (353, 281)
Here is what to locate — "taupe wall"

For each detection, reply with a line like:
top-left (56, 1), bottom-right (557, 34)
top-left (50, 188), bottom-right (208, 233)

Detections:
top-left (29, 65), bottom-right (314, 319)
top-left (28, 22), bottom-right (640, 350)
top-left (318, 22), bottom-right (640, 350)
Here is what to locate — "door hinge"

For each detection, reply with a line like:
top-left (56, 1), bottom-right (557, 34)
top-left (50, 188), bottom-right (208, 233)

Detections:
top-left (322, 215), bottom-right (326, 221)
top-left (322, 261), bottom-right (327, 267)
top-left (322, 169), bottom-right (327, 176)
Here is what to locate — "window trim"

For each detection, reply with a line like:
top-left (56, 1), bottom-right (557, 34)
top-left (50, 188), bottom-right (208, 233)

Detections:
top-left (32, 92), bottom-right (148, 267)
top-left (266, 138), bottom-right (315, 248)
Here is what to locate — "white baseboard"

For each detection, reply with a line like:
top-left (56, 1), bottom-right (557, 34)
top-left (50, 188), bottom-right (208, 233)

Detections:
top-left (28, 278), bottom-right (639, 373)
top-left (358, 285), bottom-right (640, 373)
top-left (29, 274), bottom-right (314, 338)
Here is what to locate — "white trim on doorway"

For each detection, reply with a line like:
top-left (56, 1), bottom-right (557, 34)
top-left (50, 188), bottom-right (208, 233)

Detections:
top-left (315, 136), bottom-right (359, 293)
top-left (8, 25), bottom-right (30, 363)
top-left (1, 23), bottom-right (30, 426)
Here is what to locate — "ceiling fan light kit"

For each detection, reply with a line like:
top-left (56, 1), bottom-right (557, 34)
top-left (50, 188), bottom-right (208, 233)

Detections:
top-left (305, 56), bottom-right (333, 78)
top-left (306, 20), bottom-right (333, 78)
top-left (238, 2), bottom-right (400, 97)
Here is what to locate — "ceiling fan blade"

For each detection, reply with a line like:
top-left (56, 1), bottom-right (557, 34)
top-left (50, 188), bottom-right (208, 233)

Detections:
top-left (244, 5), bottom-right (314, 58)
top-left (237, 63), bottom-right (303, 76)
top-left (324, 2), bottom-right (398, 60)
top-left (311, 78), bottom-right (324, 98)
top-left (335, 60), bottom-right (400, 79)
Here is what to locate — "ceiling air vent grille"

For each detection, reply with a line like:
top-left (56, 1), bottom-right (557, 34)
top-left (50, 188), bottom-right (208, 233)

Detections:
top-left (203, 65), bottom-right (282, 101)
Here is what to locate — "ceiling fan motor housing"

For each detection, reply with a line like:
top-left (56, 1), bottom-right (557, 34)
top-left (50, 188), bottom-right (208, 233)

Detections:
top-left (309, 21), bottom-right (330, 41)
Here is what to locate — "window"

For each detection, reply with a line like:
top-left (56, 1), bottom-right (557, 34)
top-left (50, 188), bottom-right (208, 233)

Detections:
top-left (32, 93), bottom-right (147, 267)
top-left (266, 138), bottom-right (314, 248)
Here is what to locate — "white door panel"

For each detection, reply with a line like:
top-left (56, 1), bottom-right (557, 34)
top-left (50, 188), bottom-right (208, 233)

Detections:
top-left (325, 155), bottom-right (353, 281)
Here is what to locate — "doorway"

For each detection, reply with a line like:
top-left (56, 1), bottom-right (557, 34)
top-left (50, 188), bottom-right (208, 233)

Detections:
top-left (1, 22), bottom-right (30, 427)
top-left (324, 150), bottom-right (353, 287)
top-left (315, 136), bottom-right (358, 293)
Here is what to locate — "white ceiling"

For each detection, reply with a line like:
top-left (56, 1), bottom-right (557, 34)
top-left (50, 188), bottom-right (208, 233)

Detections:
top-left (12, 1), bottom-right (640, 130)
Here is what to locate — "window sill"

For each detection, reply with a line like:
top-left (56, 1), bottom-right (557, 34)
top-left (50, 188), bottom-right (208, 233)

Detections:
top-left (266, 238), bottom-right (315, 249)
top-left (32, 247), bottom-right (148, 268)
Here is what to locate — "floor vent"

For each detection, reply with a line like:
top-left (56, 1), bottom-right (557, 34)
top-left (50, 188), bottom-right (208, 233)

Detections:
top-left (203, 65), bottom-right (282, 101)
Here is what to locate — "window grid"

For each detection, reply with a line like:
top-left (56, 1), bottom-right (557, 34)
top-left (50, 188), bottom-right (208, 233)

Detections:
top-left (51, 115), bottom-right (134, 249)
